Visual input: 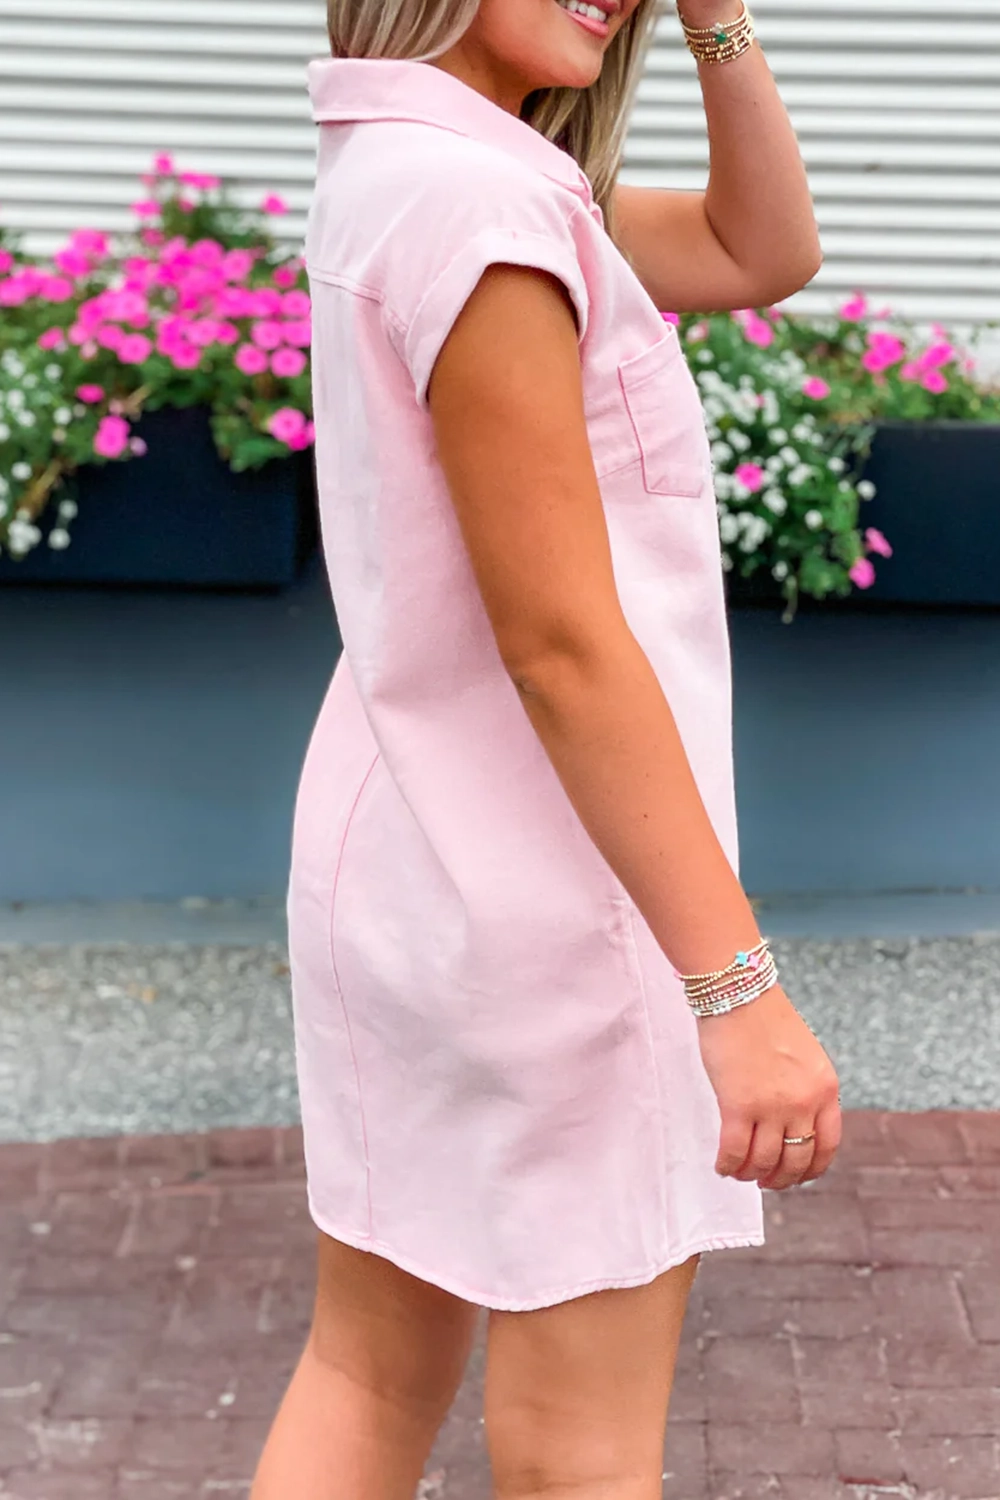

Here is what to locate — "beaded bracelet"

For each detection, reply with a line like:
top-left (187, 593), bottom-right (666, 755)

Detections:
top-left (679, 1), bottom-right (756, 66)
top-left (673, 938), bottom-right (780, 1017)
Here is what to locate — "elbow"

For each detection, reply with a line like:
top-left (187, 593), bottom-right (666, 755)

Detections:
top-left (754, 240), bottom-right (824, 306)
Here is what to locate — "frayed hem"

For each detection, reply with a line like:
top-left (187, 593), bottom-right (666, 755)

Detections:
top-left (305, 1193), bottom-right (766, 1312)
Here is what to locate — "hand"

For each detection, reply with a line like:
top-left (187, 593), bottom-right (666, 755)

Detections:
top-left (695, 984), bottom-right (841, 1190)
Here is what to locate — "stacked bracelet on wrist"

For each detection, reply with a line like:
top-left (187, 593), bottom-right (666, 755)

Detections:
top-left (674, 937), bottom-right (779, 1017)
top-left (679, 0), bottom-right (756, 65)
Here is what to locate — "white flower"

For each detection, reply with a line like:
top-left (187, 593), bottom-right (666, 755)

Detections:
top-left (765, 455), bottom-right (784, 473)
top-left (721, 551), bottom-right (733, 571)
top-left (1, 355), bottom-right (25, 379)
top-left (768, 428), bottom-right (788, 445)
top-left (0, 499), bottom-right (7, 518)
top-left (791, 423), bottom-right (813, 443)
top-left (73, 404), bottom-right (87, 418)
top-left (11, 461), bottom-right (31, 482)
top-left (760, 392), bottom-right (780, 427)
top-left (16, 411), bottom-right (36, 428)
top-left (0, 423), bottom-right (9, 441)
top-left (827, 456), bottom-right (846, 474)
top-left (762, 490), bottom-right (787, 515)
top-left (696, 349), bottom-right (714, 364)
top-left (857, 480), bottom-right (876, 500)
top-left (738, 375), bottom-right (755, 392)
top-left (711, 441), bottom-right (734, 466)
top-left (772, 560), bottom-right (789, 581)
top-left (57, 498), bottom-right (78, 520)
top-left (838, 480), bottom-right (852, 493)
top-left (6, 517), bottom-right (41, 553)
top-left (729, 430), bottom-right (751, 453)
top-left (47, 527), bottom-right (71, 550)
top-left (779, 446), bottom-right (799, 466)
top-left (804, 509), bottom-right (824, 530)
top-left (54, 407), bottom-right (72, 425)
top-left (23, 374), bottom-right (38, 390)
top-left (719, 513), bottom-right (740, 543)
top-left (789, 464), bottom-right (814, 486)
top-left (739, 515), bottom-right (772, 551)
top-left (52, 428), bottom-right (66, 443)
top-left (714, 472), bottom-right (734, 501)
top-left (45, 364), bottom-right (63, 382)
top-left (6, 389), bottom-right (24, 411)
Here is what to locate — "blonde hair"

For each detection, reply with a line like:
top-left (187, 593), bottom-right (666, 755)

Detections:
top-left (325, 0), bottom-right (665, 246)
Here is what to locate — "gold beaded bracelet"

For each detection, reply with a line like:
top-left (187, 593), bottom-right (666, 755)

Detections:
top-left (679, 0), bottom-right (756, 65)
top-left (674, 937), bottom-right (780, 1017)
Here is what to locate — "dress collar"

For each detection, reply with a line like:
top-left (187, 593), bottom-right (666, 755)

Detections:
top-left (307, 56), bottom-right (597, 211)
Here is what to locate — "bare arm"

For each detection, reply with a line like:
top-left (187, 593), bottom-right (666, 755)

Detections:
top-left (613, 2), bottom-right (822, 312)
top-left (426, 263), bottom-right (840, 1190)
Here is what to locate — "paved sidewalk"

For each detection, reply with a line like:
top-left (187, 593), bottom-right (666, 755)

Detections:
top-left (1, 1112), bottom-right (998, 1500)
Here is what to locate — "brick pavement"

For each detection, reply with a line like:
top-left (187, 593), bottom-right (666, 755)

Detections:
top-left (0, 1112), bottom-right (998, 1500)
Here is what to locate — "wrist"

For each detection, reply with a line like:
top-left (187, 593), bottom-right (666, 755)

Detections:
top-left (677, 0), bottom-right (745, 27)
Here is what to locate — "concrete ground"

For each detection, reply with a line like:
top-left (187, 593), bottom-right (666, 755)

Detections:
top-left (1, 1113), bottom-right (999, 1500)
top-left (2, 933), bottom-right (999, 1146)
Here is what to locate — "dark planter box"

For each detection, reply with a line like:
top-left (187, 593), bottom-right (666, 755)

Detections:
top-left (0, 405), bottom-right (318, 589)
top-left (728, 421), bottom-right (1000, 611)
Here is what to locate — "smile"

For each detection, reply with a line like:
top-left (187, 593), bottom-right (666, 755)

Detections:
top-left (555, 0), bottom-right (614, 37)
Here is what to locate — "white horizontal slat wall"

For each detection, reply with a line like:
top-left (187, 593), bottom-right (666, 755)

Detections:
top-left (2, 0), bottom-right (999, 343)
top-left (629, 0), bottom-right (1000, 334)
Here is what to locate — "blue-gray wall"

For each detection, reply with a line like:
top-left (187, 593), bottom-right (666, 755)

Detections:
top-left (2, 563), bottom-right (998, 903)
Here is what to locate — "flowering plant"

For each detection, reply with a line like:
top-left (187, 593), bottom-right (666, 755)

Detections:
top-left (0, 155), bottom-right (313, 559)
top-left (670, 296), bottom-right (1000, 619)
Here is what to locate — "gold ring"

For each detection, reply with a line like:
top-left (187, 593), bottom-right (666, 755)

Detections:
top-left (782, 1132), bottom-right (816, 1145)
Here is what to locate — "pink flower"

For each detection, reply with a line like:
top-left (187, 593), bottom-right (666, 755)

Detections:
top-left (178, 197), bottom-right (196, 214)
top-left (96, 324), bottom-right (124, 350)
top-left (141, 228), bottom-right (165, 248)
top-left (922, 370), bottom-right (948, 394)
top-left (251, 319), bottom-right (284, 351)
top-left (94, 414), bottom-right (131, 458)
top-left (0, 278), bottom-right (32, 306)
top-left (169, 345), bottom-right (203, 370)
top-left (839, 294), bottom-right (868, 321)
top-left (921, 342), bottom-right (955, 369)
top-left (660, 310), bottom-right (680, 325)
top-left (281, 290), bottom-right (312, 319)
top-left (153, 153), bottom-right (175, 176)
top-left (864, 527), bottom-right (893, 558)
top-left (802, 376), bottom-right (831, 400)
top-left (222, 248), bottom-right (255, 283)
top-left (249, 287), bottom-right (284, 317)
top-left (268, 406), bottom-right (307, 445)
top-left (271, 347), bottom-right (307, 379)
top-left (734, 462), bottom-right (766, 493)
top-left (686, 321), bottom-right (709, 343)
top-left (118, 333), bottom-right (153, 364)
top-left (261, 194), bottom-right (289, 215)
top-left (234, 344), bottom-right (269, 376)
top-left (849, 557), bottom-right (876, 589)
top-left (862, 331), bottom-right (906, 373)
top-left (191, 238), bottom-right (225, 268)
top-left (0, 249), bottom-right (13, 274)
top-left (286, 420), bottom-right (316, 451)
top-left (129, 437), bottom-right (148, 456)
top-left (133, 200), bottom-right (161, 219)
top-left (38, 327), bottom-right (66, 350)
top-left (213, 320), bottom-right (240, 346)
top-left (179, 172), bottom-right (221, 191)
top-left (900, 361), bottom-right (922, 382)
top-left (272, 265), bottom-right (298, 289)
top-left (735, 309), bottom-right (774, 348)
top-left (281, 318), bottom-right (312, 348)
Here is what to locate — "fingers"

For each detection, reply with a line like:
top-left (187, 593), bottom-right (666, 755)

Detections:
top-left (718, 1103), bottom-right (843, 1190)
top-left (715, 1113), bottom-right (754, 1178)
top-left (799, 1099), bottom-right (843, 1184)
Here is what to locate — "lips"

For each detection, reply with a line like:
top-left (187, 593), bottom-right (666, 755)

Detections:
top-left (555, 0), bottom-right (617, 33)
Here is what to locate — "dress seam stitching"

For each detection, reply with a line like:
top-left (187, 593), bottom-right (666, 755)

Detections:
top-left (328, 749), bottom-right (382, 1242)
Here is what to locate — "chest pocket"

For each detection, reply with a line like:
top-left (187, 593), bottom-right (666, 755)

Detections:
top-left (617, 328), bottom-right (709, 499)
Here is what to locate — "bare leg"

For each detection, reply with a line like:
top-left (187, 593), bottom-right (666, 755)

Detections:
top-left (485, 1253), bottom-right (700, 1500)
top-left (251, 1230), bottom-right (479, 1500)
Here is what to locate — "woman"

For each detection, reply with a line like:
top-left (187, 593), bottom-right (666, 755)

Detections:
top-left (253, 1), bottom-right (840, 1496)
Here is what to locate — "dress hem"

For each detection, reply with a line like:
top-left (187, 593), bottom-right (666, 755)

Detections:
top-left (306, 1191), bottom-right (766, 1312)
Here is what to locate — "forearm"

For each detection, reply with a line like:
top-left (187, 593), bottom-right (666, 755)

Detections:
top-left (510, 631), bottom-right (761, 976)
top-left (685, 0), bottom-right (821, 297)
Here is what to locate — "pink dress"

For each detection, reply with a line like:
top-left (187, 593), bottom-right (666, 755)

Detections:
top-left (288, 56), bottom-right (764, 1312)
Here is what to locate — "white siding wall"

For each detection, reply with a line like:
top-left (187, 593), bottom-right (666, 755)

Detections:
top-left (2, 0), bottom-right (999, 337)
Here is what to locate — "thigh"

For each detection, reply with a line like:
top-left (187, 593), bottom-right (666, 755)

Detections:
top-left (483, 1254), bottom-right (700, 1498)
top-left (310, 1230), bottom-right (480, 1421)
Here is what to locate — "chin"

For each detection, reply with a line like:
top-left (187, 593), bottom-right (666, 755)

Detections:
top-left (474, 0), bottom-right (624, 94)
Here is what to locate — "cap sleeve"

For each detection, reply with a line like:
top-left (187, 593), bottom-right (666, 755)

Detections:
top-left (381, 157), bottom-right (590, 411)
